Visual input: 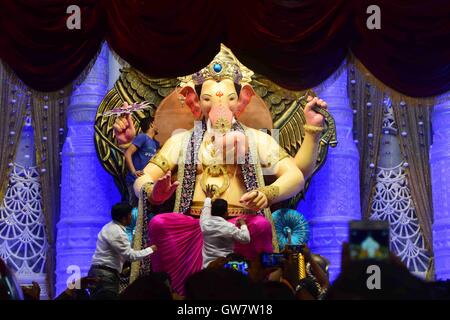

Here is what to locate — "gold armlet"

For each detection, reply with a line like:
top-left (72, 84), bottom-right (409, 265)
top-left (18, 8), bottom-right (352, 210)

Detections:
top-left (149, 153), bottom-right (171, 173)
top-left (257, 185), bottom-right (280, 205)
top-left (303, 125), bottom-right (324, 135)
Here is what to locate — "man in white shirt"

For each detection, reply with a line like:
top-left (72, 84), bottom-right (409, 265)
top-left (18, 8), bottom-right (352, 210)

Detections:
top-left (88, 202), bottom-right (157, 299)
top-left (200, 185), bottom-right (251, 268)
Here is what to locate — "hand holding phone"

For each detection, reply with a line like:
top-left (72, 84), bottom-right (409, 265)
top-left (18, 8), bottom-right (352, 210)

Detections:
top-left (260, 253), bottom-right (286, 268)
top-left (224, 261), bottom-right (249, 275)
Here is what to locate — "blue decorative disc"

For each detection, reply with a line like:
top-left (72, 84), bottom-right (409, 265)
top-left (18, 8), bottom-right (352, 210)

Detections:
top-left (213, 63), bottom-right (222, 73)
top-left (272, 208), bottom-right (310, 250)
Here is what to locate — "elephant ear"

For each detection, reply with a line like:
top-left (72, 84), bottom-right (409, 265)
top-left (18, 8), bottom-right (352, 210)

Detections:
top-left (235, 84), bottom-right (255, 117)
top-left (153, 88), bottom-right (195, 145)
top-left (179, 86), bottom-right (202, 119)
top-left (236, 91), bottom-right (274, 130)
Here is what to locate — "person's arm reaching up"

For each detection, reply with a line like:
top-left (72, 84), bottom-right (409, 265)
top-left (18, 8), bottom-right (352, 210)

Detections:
top-left (230, 218), bottom-right (251, 244)
top-left (109, 228), bottom-right (155, 262)
top-left (200, 197), bottom-right (212, 223)
top-left (201, 184), bottom-right (214, 223)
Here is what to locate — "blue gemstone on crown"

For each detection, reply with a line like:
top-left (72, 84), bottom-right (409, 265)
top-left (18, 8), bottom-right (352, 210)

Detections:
top-left (213, 63), bottom-right (222, 73)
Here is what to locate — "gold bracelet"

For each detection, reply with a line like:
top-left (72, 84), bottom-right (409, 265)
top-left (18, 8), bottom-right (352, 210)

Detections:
top-left (257, 185), bottom-right (280, 205)
top-left (303, 124), bottom-right (324, 134)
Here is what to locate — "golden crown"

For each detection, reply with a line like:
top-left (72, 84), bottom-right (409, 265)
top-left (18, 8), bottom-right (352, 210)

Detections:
top-left (180, 44), bottom-right (254, 86)
top-left (192, 59), bottom-right (242, 85)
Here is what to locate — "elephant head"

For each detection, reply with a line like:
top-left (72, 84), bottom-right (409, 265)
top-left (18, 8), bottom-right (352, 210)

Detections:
top-left (179, 78), bottom-right (255, 132)
top-left (180, 79), bottom-right (255, 163)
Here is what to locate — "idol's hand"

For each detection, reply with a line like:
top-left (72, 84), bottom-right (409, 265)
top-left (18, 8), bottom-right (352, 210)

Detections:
top-left (151, 171), bottom-right (179, 204)
top-left (113, 102), bottom-right (137, 146)
top-left (304, 96), bottom-right (327, 127)
top-left (239, 190), bottom-right (268, 211)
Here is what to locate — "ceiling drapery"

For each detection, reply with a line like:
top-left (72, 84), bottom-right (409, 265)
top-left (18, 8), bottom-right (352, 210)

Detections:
top-left (0, 0), bottom-right (449, 96)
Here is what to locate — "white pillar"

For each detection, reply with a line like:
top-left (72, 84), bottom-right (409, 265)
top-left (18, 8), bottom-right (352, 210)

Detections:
top-left (298, 66), bottom-right (361, 280)
top-left (56, 44), bottom-right (121, 295)
top-left (431, 92), bottom-right (450, 280)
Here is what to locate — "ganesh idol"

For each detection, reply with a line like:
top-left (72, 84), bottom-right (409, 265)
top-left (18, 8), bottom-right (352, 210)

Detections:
top-left (111, 46), bottom-right (328, 293)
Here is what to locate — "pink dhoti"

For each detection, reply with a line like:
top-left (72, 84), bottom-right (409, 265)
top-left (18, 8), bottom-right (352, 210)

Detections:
top-left (148, 213), bottom-right (273, 294)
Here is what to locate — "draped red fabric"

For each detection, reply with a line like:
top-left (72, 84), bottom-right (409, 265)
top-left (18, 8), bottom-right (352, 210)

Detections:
top-left (0, 0), bottom-right (449, 96)
top-left (226, 0), bottom-right (351, 90)
top-left (0, 0), bottom-right (105, 92)
top-left (105, 0), bottom-right (223, 78)
top-left (352, 0), bottom-right (450, 97)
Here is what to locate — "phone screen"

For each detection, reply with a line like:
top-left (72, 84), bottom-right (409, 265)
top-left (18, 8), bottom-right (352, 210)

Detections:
top-left (223, 261), bottom-right (249, 275)
top-left (260, 253), bottom-right (285, 268)
top-left (349, 220), bottom-right (390, 261)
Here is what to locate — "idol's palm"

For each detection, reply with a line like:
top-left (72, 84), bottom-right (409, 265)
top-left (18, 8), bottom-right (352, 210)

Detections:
top-left (152, 171), bottom-right (179, 204)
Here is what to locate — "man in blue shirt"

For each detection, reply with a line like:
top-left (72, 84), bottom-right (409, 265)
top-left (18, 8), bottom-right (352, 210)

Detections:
top-left (124, 117), bottom-right (160, 207)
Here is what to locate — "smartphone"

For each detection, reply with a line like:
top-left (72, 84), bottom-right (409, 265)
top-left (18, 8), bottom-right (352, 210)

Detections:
top-left (285, 244), bottom-right (305, 253)
top-left (349, 220), bottom-right (390, 261)
top-left (260, 253), bottom-right (286, 268)
top-left (224, 261), bottom-right (249, 276)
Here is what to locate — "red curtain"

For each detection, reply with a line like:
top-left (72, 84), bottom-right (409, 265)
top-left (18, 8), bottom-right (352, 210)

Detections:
top-left (105, 0), bottom-right (223, 78)
top-left (0, 0), bottom-right (449, 96)
top-left (0, 0), bottom-right (105, 92)
top-left (227, 0), bottom-right (351, 91)
top-left (352, 0), bottom-right (450, 97)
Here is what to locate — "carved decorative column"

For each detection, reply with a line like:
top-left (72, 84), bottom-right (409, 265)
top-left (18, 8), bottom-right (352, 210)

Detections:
top-left (431, 92), bottom-right (450, 280)
top-left (298, 66), bottom-right (361, 281)
top-left (56, 44), bottom-right (120, 294)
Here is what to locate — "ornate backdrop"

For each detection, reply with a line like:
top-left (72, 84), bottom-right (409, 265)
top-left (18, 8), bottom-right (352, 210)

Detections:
top-left (0, 0), bottom-right (449, 96)
top-left (0, 0), bottom-right (449, 296)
